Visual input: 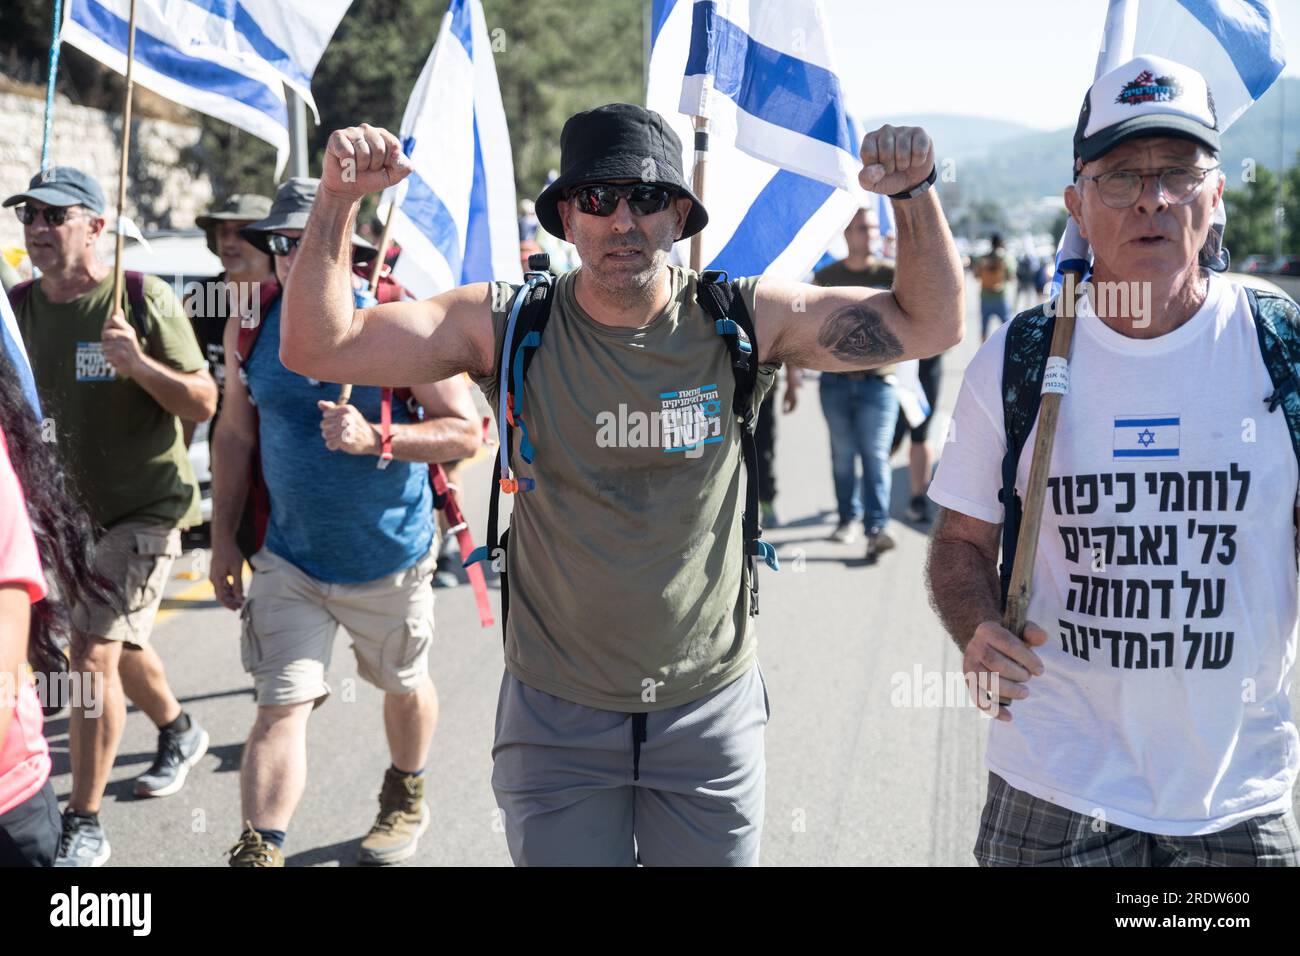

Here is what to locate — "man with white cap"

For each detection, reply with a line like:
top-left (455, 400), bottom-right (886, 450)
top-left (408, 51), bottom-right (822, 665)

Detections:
top-left (927, 56), bottom-right (1300, 865)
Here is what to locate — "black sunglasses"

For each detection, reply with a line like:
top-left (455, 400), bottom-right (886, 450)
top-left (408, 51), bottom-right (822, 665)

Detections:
top-left (568, 183), bottom-right (676, 217)
top-left (15, 204), bottom-right (82, 226)
top-left (265, 233), bottom-right (302, 256)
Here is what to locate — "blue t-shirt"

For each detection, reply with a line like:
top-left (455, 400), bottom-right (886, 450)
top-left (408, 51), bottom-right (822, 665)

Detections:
top-left (243, 299), bottom-right (432, 583)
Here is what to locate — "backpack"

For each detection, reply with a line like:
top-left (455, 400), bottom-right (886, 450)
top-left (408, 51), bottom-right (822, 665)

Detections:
top-left (996, 287), bottom-right (1300, 609)
top-left (463, 258), bottom-right (779, 643)
top-left (234, 277), bottom-right (495, 628)
top-left (8, 271), bottom-right (151, 342)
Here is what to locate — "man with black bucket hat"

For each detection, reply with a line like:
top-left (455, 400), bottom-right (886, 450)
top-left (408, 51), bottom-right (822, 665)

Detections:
top-left (281, 104), bottom-right (964, 865)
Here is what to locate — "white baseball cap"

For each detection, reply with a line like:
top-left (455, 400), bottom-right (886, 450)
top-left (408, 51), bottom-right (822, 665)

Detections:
top-left (1073, 55), bottom-right (1220, 171)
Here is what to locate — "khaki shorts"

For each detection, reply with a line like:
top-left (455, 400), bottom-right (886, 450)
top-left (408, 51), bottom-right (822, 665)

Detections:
top-left (240, 546), bottom-right (438, 707)
top-left (73, 518), bottom-right (182, 647)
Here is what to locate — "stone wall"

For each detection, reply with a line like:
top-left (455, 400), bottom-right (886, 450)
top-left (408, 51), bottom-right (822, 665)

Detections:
top-left (0, 90), bottom-right (213, 257)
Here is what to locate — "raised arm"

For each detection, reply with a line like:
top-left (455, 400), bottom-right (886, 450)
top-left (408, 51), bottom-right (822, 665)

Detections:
top-left (279, 123), bottom-right (497, 387)
top-left (755, 124), bottom-right (964, 370)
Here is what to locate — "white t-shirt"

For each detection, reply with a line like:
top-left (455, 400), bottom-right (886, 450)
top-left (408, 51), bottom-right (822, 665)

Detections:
top-left (929, 274), bottom-right (1300, 835)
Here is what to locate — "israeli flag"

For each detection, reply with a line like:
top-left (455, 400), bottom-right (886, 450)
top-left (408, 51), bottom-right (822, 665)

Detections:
top-left (647, 0), bottom-right (865, 280)
top-left (1, 292), bottom-right (40, 418)
top-left (1051, 0), bottom-right (1288, 297)
top-left (379, 0), bottom-right (522, 300)
top-left (61, 0), bottom-right (353, 175)
top-left (1114, 415), bottom-right (1181, 459)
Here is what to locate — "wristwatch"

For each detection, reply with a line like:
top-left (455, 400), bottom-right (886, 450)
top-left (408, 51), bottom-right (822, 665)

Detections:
top-left (888, 164), bottom-right (937, 201)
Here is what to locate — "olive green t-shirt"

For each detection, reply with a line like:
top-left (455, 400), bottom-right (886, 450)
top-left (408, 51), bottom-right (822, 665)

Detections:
top-left (475, 267), bottom-right (776, 711)
top-left (17, 273), bottom-right (205, 530)
top-left (813, 258), bottom-right (898, 376)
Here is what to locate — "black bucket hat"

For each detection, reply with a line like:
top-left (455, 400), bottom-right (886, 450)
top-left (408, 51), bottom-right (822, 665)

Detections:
top-left (240, 178), bottom-right (377, 262)
top-left (535, 103), bottom-right (707, 241)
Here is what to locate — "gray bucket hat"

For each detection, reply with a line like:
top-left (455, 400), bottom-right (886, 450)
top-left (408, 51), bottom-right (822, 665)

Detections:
top-left (239, 178), bottom-right (377, 262)
top-left (196, 193), bottom-right (273, 231)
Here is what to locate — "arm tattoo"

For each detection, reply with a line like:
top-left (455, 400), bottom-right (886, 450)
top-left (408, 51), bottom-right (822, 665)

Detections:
top-left (816, 304), bottom-right (903, 365)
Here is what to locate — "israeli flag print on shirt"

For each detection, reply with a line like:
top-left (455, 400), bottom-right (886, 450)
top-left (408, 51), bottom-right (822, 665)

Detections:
top-left (1114, 414), bottom-right (1181, 459)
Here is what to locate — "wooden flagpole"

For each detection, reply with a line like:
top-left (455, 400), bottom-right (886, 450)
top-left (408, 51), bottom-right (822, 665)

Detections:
top-left (107, 0), bottom-right (139, 330)
top-left (688, 114), bottom-right (709, 272)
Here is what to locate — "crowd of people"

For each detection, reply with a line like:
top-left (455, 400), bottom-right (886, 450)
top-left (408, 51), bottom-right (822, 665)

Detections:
top-left (2, 53), bottom-right (1299, 869)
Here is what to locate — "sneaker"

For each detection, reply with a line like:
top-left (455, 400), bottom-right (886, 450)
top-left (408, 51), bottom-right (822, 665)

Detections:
top-left (228, 824), bottom-right (285, 867)
top-left (865, 527), bottom-right (897, 563)
top-left (759, 501), bottom-right (779, 528)
top-left (134, 716), bottom-right (209, 798)
top-left (358, 768), bottom-right (430, 865)
top-left (54, 810), bottom-right (111, 867)
top-left (830, 521), bottom-right (859, 544)
top-left (907, 494), bottom-right (933, 523)
top-left (431, 553), bottom-right (460, 589)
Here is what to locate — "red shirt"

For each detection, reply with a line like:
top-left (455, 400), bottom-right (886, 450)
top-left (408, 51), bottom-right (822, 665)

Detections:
top-left (0, 424), bottom-right (51, 817)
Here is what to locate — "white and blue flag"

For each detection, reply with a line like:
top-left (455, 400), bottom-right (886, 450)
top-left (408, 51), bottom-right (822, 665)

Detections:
top-left (379, 0), bottom-right (522, 300)
top-left (61, 0), bottom-right (353, 174)
top-left (1, 292), bottom-right (40, 418)
top-left (1052, 0), bottom-right (1288, 296)
top-left (647, 0), bottom-right (865, 280)
top-left (1114, 415), bottom-right (1181, 459)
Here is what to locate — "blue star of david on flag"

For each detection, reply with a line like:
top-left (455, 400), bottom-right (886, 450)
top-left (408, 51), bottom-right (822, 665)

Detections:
top-left (1114, 415), bottom-right (1180, 459)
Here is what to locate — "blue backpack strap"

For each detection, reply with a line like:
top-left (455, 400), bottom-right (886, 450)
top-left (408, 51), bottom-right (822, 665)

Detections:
top-left (1246, 288), bottom-right (1300, 473)
top-left (998, 303), bottom-right (1055, 609)
top-left (465, 264), bottom-right (555, 642)
top-left (696, 271), bottom-right (777, 619)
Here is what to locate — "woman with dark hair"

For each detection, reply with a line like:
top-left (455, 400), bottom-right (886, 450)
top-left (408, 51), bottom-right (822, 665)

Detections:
top-left (0, 349), bottom-right (119, 866)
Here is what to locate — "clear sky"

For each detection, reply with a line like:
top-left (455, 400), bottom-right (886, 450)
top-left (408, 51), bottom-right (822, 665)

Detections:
top-left (825, 0), bottom-right (1300, 130)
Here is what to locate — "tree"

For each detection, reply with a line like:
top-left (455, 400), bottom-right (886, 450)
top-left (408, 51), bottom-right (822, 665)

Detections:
top-left (1224, 165), bottom-right (1285, 260)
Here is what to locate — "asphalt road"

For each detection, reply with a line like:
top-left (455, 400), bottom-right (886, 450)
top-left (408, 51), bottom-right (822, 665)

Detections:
top-left (45, 278), bottom-right (1300, 866)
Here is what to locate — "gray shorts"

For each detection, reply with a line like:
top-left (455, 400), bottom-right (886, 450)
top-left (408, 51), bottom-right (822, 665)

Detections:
top-left (976, 772), bottom-right (1300, 866)
top-left (491, 662), bottom-right (770, 866)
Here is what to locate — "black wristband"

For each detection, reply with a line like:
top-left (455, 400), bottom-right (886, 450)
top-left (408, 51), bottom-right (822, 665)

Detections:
top-left (888, 164), bottom-right (937, 201)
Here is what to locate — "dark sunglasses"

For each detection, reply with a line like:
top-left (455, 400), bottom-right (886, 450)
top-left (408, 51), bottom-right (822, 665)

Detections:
top-left (265, 233), bottom-right (302, 256)
top-left (15, 204), bottom-right (82, 226)
top-left (568, 183), bottom-right (676, 217)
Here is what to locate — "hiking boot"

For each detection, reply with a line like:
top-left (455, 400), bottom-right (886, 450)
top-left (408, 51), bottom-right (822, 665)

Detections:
top-left (830, 521), bottom-right (858, 544)
top-left (54, 810), bottom-right (111, 867)
top-left (134, 716), bottom-right (209, 798)
top-left (865, 527), bottom-right (897, 563)
top-left (228, 824), bottom-right (284, 867)
top-left (358, 768), bottom-right (430, 865)
top-left (907, 494), bottom-right (933, 524)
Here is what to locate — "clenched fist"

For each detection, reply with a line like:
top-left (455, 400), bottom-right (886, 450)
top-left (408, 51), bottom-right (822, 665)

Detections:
top-left (320, 123), bottom-right (413, 202)
top-left (858, 124), bottom-right (935, 197)
top-left (101, 309), bottom-right (144, 377)
top-left (318, 399), bottom-right (380, 455)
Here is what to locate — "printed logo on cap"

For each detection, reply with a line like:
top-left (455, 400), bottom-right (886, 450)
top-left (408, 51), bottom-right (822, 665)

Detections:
top-left (1116, 69), bottom-right (1184, 107)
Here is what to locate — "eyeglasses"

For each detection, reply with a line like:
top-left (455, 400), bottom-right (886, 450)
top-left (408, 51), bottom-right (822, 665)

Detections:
top-left (1077, 165), bottom-right (1221, 209)
top-left (265, 233), bottom-right (302, 256)
top-left (567, 183), bottom-right (676, 218)
top-left (15, 204), bottom-right (82, 226)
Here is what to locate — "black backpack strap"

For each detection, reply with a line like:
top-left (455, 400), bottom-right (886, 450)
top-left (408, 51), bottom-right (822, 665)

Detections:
top-left (464, 269), bottom-right (555, 642)
top-left (1247, 288), bottom-right (1300, 472)
top-left (696, 270), bottom-right (777, 618)
top-left (998, 303), bottom-right (1055, 609)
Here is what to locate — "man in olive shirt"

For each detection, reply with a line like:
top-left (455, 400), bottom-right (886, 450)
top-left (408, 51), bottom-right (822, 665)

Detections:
top-left (813, 208), bottom-right (899, 559)
top-left (279, 106), bottom-right (964, 865)
top-left (5, 167), bottom-right (217, 866)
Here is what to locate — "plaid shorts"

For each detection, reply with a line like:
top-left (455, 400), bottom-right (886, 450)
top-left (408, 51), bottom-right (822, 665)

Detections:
top-left (975, 772), bottom-right (1300, 867)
